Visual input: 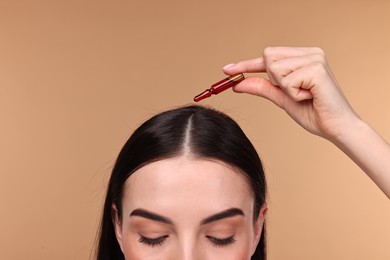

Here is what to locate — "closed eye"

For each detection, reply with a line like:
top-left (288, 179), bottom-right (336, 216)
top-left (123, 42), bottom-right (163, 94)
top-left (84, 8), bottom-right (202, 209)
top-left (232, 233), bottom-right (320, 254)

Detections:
top-left (138, 235), bottom-right (168, 247)
top-left (206, 235), bottom-right (236, 247)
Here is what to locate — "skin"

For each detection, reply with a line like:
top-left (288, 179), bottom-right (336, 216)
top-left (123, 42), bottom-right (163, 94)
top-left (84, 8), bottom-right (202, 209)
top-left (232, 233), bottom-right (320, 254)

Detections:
top-left (223, 46), bottom-right (390, 199)
top-left (112, 156), bottom-right (267, 260)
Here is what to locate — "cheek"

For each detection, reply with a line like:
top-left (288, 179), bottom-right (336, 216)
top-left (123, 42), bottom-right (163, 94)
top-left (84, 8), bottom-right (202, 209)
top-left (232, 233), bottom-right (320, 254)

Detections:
top-left (120, 232), bottom-right (140, 260)
top-left (207, 248), bottom-right (251, 260)
top-left (120, 232), bottom-right (173, 260)
top-left (201, 231), bottom-right (254, 260)
top-left (121, 232), bottom-right (154, 260)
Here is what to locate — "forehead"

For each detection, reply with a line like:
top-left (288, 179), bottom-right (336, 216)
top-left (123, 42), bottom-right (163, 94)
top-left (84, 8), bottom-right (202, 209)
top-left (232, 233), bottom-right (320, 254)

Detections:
top-left (122, 157), bottom-right (254, 217)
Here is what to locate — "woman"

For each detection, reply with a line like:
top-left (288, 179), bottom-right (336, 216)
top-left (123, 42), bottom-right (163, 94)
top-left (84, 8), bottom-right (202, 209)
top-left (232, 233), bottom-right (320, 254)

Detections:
top-left (96, 105), bottom-right (268, 259)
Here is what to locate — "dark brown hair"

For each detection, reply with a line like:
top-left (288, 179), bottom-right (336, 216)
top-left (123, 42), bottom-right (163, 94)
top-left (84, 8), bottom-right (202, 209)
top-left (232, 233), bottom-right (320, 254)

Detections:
top-left (96, 105), bottom-right (267, 259)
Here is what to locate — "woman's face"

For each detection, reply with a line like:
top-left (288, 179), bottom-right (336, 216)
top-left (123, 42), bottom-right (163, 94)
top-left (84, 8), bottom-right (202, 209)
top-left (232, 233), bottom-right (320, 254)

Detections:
top-left (113, 156), bottom-right (267, 260)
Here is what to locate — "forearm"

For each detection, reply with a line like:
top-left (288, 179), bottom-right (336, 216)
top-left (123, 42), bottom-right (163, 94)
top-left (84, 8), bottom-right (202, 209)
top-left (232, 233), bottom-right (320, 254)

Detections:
top-left (331, 118), bottom-right (390, 199)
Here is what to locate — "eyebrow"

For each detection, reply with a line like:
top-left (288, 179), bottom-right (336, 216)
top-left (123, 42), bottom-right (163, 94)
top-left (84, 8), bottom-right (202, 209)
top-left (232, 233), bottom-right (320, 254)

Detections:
top-left (200, 208), bottom-right (245, 225)
top-left (130, 208), bottom-right (245, 226)
top-left (130, 209), bottom-right (173, 224)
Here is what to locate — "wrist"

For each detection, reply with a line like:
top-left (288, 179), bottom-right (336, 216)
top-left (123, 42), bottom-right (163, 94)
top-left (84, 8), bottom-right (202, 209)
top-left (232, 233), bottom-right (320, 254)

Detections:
top-left (329, 115), bottom-right (369, 148)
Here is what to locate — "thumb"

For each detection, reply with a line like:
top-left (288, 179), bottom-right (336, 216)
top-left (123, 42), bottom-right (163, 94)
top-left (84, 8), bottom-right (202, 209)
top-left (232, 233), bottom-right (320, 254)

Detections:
top-left (233, 77), bottom-right (289, 109)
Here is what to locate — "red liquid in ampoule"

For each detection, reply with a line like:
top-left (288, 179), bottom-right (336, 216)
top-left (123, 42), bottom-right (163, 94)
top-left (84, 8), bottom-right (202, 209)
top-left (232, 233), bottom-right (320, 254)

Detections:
top-left (193, 73), bottom-right (244, 102)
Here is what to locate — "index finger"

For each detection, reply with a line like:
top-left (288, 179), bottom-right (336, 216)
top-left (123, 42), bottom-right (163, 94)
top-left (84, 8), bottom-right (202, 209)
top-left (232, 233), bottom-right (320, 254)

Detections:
top-left (223, 57), bottom-right (266, 75)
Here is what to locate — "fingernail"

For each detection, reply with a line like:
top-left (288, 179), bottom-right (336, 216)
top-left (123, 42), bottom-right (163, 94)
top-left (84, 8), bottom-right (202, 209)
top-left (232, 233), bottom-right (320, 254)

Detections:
top-left (223, 63), bottom-right (235, 70)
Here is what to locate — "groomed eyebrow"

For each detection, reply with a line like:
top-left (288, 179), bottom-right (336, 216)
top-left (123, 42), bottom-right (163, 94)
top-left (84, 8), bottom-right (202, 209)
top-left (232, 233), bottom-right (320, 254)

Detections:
top-left (129, 207), bottom-right (245, 226)
top-left (201, 208), bottom-right (245, 225)
top-left (130, 209), bottom-right (173, 225)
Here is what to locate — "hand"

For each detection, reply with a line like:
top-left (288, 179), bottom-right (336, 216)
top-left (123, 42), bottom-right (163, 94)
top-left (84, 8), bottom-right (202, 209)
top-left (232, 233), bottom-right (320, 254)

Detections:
top-left (224, 47), bottom-right (390, 198)
top-left (223, 47), bottom-right (359, 141)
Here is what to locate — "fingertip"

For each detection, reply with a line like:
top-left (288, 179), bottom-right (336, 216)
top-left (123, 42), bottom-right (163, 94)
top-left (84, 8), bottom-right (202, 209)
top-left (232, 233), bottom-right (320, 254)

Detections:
top-left (232, 77), bottom-right (284, 103)
top-left (225, 57), bottom-right (266, 74)
top-left (295, 89), bottom-right (313, 101)
top-left (222, 63), bottom-right (236, 75)
top-left (232, 85), bottom-right (244, 93)
top-left (301, 95), bottom-right (314, 101)
top-left (231, 79), bottom-right (258, 94)
top-left (223, 63), bottom-right (235, 70)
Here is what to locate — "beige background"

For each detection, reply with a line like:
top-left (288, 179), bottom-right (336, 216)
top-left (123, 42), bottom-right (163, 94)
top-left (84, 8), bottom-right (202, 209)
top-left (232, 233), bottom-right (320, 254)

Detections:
top-left (1, 1), bottom-right (389, 259)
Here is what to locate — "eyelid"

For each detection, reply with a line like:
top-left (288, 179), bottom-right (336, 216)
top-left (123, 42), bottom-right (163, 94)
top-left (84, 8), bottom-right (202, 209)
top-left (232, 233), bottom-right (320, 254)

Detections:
top-left (138, 234), bottom-right (169, 247)
top-left (206, 235), bottom-right (236, 247)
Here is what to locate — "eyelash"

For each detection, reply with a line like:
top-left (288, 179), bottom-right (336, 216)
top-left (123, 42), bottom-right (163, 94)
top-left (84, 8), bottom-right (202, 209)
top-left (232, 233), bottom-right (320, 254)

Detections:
top-left (138, 235), bottom-right (236, 248)
top-left (206, 235), bottom-right (236, 247)
top-left (138, 235), bottom-right (168, 247)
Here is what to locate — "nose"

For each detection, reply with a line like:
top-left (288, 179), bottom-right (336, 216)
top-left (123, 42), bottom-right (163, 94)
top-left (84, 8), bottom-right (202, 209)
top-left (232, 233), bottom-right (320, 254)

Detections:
top-left (177, 237), bottom-right (204, 260)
